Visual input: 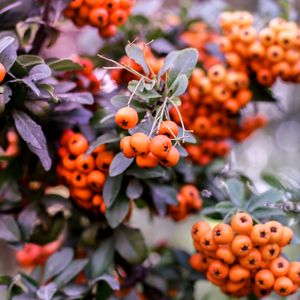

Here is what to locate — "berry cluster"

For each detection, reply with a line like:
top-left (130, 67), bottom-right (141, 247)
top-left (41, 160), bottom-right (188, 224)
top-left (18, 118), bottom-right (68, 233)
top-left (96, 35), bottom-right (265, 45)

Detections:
top-left (116, 107), bottom-right (180, 168)
top-left (220, 12), bottom-right (300, 85)
top-left (58, 56), bottom-right (100, 94)
top-left (190, 213), bottom-right (300, 298)
top-left (56, 130), bottom-right (114, 213)
top-left (64, 0), bottom-right (135, 38)
top-left (167, 185), bottom-right (202, 221)
top-left (16, 240), bottom-right (61, 268)
top-left (170, 65), bottom-right (266, 165)
top-left (0, 130), bottom-right (19, 169)
top-left (111, 45), bottom-right (163, 85)
top-left (180, 22), bottom-right (221, 69)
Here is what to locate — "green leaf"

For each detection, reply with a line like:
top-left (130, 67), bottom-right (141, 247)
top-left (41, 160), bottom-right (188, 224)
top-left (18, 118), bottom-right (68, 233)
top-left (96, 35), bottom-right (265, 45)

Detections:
top-left (36, 283), bottom-right (57, 300)
top-left (125, 43), bottom-right (149, 75)
top-left (89, 238), bottom-right (115, 278)
top-left (54, 259), bottom-right (88, 288)
top-left (103, 174), bottom-right (123, 208)
top-left (126, 166), bottom-right (166, 179)
top-left (48, 59), bottom-right (82, 72)
top-left (262, 173), bottom-right (285, 189)
top-left (114, 225), bottom-right (147, 264)
top-left (105, 194), bottom-right (130, 228)
top-left (252, 207), bottom-right (285, 220)
top-left (169, 74), bottom-right (188, 97)
top-left (0, 215), bottom-right (20, 242)
top-left (126, 179), bottom-right (143, 199)
top-left (109, 152), bottom-right (134, 177)
top-left (167, 48), bottom-right (198, 86)
top-left (17, 55), bottom-right (44, 67)
top-left (158, 50), bottom-right (179, 77)
top-left (86, 133), bottom-right (120, 156)
top-left (43, 248), bottom-right (74, 283)
top-left (226, 178), bottom-right (245, 208)
top-left (92, 274), bottom-right (119, 290)
top-left (246, 189), bottom-right (284, 212)
top-left (215, 201), bottom-right (234, 214)
top-left (19, 273), bottom-right (38, 293)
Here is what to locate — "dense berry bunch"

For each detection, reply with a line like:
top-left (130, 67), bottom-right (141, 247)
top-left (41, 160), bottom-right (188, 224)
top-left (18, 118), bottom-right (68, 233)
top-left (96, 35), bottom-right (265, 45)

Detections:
top-left (116, 106), bottom-right (180, 168)
top-left (0, 130), bottom-right (19, 169)
top-left (64, 0), bottom-right (135, 38)
top-left (58, 56), bottom-right (100, 94)
top-left (111, 45), bottom-right (163, 85)
top-left (190, 213), bottom-right (300, 298)
top-left (220, 12), bottom-right (300, 85)
top-left (16, 240), bottom-right (61, 268)
top-left (170, 65), bottom-right (266, 165)
top-left (167, 185), bottom-right (202, 221)
top-left (180, 22), bottom-right (221, 69)
top-left (56, 130), bottom-right (113, 213)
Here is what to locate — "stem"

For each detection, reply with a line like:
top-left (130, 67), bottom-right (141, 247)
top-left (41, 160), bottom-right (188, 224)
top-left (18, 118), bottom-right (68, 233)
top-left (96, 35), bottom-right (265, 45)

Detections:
top-left (30, 0), bottom-right (52, 54)
top-left (127, 78), bottom-right (143, 106)
top-left (278, 0), bottom-right (289, 20)
top-left (169, 98), bottom-right (187, 142)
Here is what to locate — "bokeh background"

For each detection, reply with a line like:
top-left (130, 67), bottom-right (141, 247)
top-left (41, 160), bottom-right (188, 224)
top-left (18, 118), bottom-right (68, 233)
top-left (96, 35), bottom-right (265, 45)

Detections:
top-left (2, 0), bottom-right (300, 299)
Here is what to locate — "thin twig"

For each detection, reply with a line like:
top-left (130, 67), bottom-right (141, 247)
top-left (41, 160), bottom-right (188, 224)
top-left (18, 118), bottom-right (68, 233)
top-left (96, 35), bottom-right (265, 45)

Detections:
top-left (127, 78), bottom-right (143, 106)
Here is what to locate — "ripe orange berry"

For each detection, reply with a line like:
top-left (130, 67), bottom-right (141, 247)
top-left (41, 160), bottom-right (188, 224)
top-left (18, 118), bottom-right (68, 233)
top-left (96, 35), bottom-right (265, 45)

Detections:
top-left (68, 134), bottom-right (89, 156)
top-left (99, 24), bottom-right (117, 38)
top-left (278, 226), bottom-right (293, 247)
top-left (130, 132), bottom-right (150, 156)
top-left (75, 154), bottom-right (95, 173)
top-left (191, 221), bottom-right (211, 242)
top-left (84, 0), bottom-right (104, 7)
top-left (212, 224), bottom-right (234, 244)
top-left (239, 248), bottom-right (262, 270)
top-left (136, 153), bottom-right (158, 169)
top-left (159, 147), bottom-right (180, 167)
top-left (95, 151), bottom-right (114, 172)
top-left (216, 245), bottom-right (235, 265)
top-left (70, 187), bottom-right (93, 202)
top-left (250, 224), bottom-right (271, 245)
top-left (259, 28), bottom-right (276, 46)
top-left (89, 8), bottom-right (109, 27)
top-left (189, 253), bottom-right (209, 272)
top-left (257, 68), bottom-right (275, 86)
top-left (149, 135), bottom-right (172, 159)
top-left (270, 256), bottom-right (290, 277)
top-left (260, 243), bottom-right (280, 261)
top-left (266, 45), bottom-right (284, 63)
top-left (158, 121), bottom-right (179, 138)
top-left (120, 136), bottom-right (136, 158)
top-left (255, 269), bottom-right (275, 289)
top-left (239, 26), bottom-right (257, 43)
top-left (288, 261), bottom-right (300, 284)
top-left (208, 260), bottom-right (229, 280)
top-left (193, 116), bottom-right (211, 136)
top-left (110, 9), bottom-right (128, 26)
top-left (79, 5), bottom-right (90, 19)
top-left (277, 31), bottom-right (296, 48)
top-left (0, 63), bottom-right (6, 83)
top-left (69, 0), bottom-right (83, 9)
top-left (87, 170), bottom-right (106, 191)
top-left (115, 107), bottom-right (138, 130)
top-left (62, 154), bottom-right (77, 171)
top-left (104, 0), bottom-right (120, 11)
top-left (274, 276), bottom-right (294, 296)
top-left (229, 264), bottom-right (250, 282)
top-left (200, 231), bottom-right (218, 251)
top-left (206, 272), bottom-right (226, 286)
top-left (231, 212), bottom-right (253, 235)
top-left (231, 235), bottom-right (253, 257)
top-left (207, 64), bottom-right (227, 83)
top-left (71, 171), bottom-right (88, 188)
top-left (265, 221), bottom-right (283, 243)
top-left (180, 185), bottom-right (199, 205)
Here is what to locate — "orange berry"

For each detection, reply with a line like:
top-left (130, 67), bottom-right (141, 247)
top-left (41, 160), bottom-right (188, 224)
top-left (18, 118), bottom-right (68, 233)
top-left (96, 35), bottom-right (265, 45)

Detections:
top-left (216, 245), bottom-right (235, 265)
top-left (270, 256), bottom-right (290, 277)
top-left (70, 187), bottom-right (93, 202)
top-left (110, 9), bottom-right (128, 26)
top-left (288, 261), bottom-right (300, 284)
top-left (200, 231), bottom-right (218, 251)
top-left (239, 248), bottom-right (262, 270)
top-left (99, 24), bottom-right (117, 38)
top-left (136, 153), bottom-right (158, 169)
top-left (69, 0), bottom-right (83, 9)
top-left (229, 264), bottom-right (250, 282)
top-left (62, 154), bottom-right (77, 171)
top-left (120, 136), bottom-right (136, 158)
top-left (266, 45), bottom-right (284, 63)
top-left (231, 212), bottom-right (253, 235)
top-left (103, 0), bottom-right (120, 11)
top-left (274, 276), bottom-right (294, 296)
top-left (149, 135), bottom-right (172, 159)
top-left (158, 121), bottom-right (179, 138)
top-left (250, 224), bottom-right (271, 245)
top-left (84, 0), bottom-right (104, 7)
top-left (265, 221), bottom-right (283, 243)
top-left (159, 147), bottom-right (180, 167)
top-left (0, 63), bottom-right (6, 82)
top-left (239, 26), bottom-right (257, 43)
top-left (191, 221), bottom-right (211, 242)
top-left (130, 132), bottom-right (150, 156)
top-left (212, 223), bottom-right (234, 244)
top-left (189, 253), bottom-right (209, 272)
top-left (255, 269), bottom-right (275, 289)
top-left (95, 151), bottom-right (114, 172)
top-left (260, 243), bottom-right (280, 261)
top-left (257, 68), bottom-right (275, 86)
top-left (207, 64), bottom-right (227, 83)
top-left (71, 171), bottom-right (88, 188)
top-left (75, 154), bottom-right (95, 173)
top-left (89, 7), bottom-right (108, 27)
top-left (278, 226), bottom-right (293, 247)
top-left (208, 260), bottom-right (229, 280)
top-left (259, 27), bottom-right (276, 46)
top-left (68, 134), bottom-right (89, 156)
top-left (87, 170), bottom-right (106, 191)
top-left (115, 107), bottom-right (138, 130)
top-left (231, 235), bottom-right (253, 257)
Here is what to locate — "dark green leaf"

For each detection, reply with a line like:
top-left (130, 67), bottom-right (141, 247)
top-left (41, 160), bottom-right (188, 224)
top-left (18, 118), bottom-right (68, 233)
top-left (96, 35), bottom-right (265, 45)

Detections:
top-left (92, 274), bottom-right (119, 290)
top-left (19, 273), bottom-right (38, 293)
top-left (54, 259), bottom-right (88, 288)
top-left (43, 248), bottom-right (74, 283)
top-left (105, 194), bottom-right (130, 228)
top-left (109, 152), bottom-right (134, 177)
top-left (126, 166), bottom-right (166, 179)
top-left (89, 238), bottom-right (115, 278)
top-left (86, 133), bottom-right (120, 156)
top-left (114, 225), bottom-right (147, 264)
top-left (17, 55), bottom-right (44, 67)
top-left (126, 179), bottom-right (143, 199)
top-left (125, 43), bottom-right (149, 75)
top-left (262, 173), bottom-right (285, 189)
top-left (0, 215), bottom-right (20, 242)
top-left (48, 59), bottom-right (82, 72)
top-left (103, 174), bottom-right (123, 208)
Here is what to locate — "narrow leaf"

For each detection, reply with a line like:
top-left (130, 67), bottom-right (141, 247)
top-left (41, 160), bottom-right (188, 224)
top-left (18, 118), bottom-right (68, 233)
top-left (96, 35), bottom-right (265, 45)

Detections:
top-left (109, 152), bottom-right (134, 177)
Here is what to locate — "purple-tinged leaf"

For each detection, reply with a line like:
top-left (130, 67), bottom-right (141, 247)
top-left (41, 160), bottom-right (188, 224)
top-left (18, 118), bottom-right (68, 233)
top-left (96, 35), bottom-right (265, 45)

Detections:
top-left (29, 64), bottom-right (52, 81)
top-left (58, 92), bottom-right (93, 105)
